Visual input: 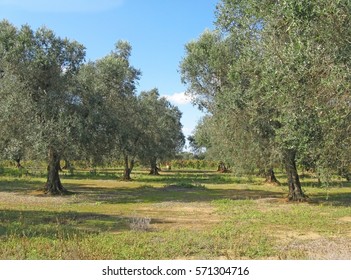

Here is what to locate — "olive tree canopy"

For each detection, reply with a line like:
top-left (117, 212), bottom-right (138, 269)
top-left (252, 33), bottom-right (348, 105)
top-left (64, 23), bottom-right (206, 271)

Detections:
top-left (181, 0), bottom-right (351, 200)
top-left (0, 20), bottom-right (86, 194)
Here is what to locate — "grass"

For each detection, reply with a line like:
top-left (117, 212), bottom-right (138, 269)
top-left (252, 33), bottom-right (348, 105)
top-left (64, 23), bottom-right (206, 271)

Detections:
top-left (1, 167), bottom-right (351, 259)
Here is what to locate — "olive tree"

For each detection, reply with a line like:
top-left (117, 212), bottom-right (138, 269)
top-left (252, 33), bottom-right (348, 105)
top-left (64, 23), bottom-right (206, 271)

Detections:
top-left (182, 0), bottom-right (351, 200)
top-left (75, 41), bottom-right (141, 180)
top-left (138, 88), bottom-right (185, 175)
top-left (180, 28), bottom-right (280, 181)
top-left (0, 20), bottom-right (85, 194)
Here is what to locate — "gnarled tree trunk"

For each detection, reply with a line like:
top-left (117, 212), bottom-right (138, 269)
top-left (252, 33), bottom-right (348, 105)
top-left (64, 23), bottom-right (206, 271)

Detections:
top-left (217, 161), bottom-right (228, 173)
top-left (149, 157), bottom-right (159, 175)
top-left (265, 167), bottom-right (280, 185)
top-left (283, 149), bottom-right (306, 201)
top-left (14, 158), bottom-right (22, 169)
top-left (62, 159), bottom-right (71, 170)
top-left (45, 148), bottom-right (68, 195)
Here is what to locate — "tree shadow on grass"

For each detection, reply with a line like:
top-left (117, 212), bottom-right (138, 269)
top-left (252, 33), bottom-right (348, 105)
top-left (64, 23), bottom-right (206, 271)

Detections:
top-left (66, 179), bottom-right (351, 206)
top-left (66, 183), bottom-right (285, 205)
top-left (302, 180), bottom-right (351, 188)
top-left (310, 192), bottom-right (351, 207)
top-left (61, 171), bottom-right (238, 185)
top-left (0, 209), bottom-right (169, 239)
top-left (60, 170), bottom-right (119, 181)
top-left (0, 168), bottom-right (266, 196)
top-left (0, 178), bottom-right (44, 193)
top-left (57, 168), bottom-right (260, 185)
top-left (2, 172), bottom-right (350, 206)
top-left (133, 172), bottom-right (258, 186)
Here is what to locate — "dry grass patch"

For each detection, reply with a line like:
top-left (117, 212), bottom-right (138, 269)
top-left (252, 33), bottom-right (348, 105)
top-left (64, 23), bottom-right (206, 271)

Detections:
top-left (339, 216), bottom-right (351, 222)
top-left (273, 229), bottom-right (322, 241)
top-left (0, 191), bottom-right (72, 209)
top-left (280, 237), bottom-right (351, 259)
top-left (137, 202), bottom-right (220, 231)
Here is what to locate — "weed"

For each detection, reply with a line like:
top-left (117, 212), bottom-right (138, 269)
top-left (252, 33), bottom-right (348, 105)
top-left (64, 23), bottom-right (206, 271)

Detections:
top-left (129, 215), bottom-right (152, 232)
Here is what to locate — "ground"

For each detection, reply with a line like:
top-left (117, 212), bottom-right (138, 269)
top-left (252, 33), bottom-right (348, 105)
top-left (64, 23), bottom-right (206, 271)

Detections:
top-left (0, 168), bottom-right (351, 259)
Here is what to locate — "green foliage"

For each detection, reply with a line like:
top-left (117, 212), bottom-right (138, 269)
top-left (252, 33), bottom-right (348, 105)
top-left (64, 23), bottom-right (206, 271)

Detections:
top-left (0, 20), bottom-right (86, 194)
top-left (137, 88), bottom-right (185, 170)
top-left (75, 40), bottom-right (141, 167)
top-left (181, 0), bottom-right (351, 197)
top-left (0, 20), bottom-right (184, 187)
top-left (180, 30), bottom-right (235, 111)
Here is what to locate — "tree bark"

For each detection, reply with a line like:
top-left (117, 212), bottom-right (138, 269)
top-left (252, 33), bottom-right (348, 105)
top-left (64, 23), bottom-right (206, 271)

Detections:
top-left (338, 168), bottom-right (351, 182)
top-left (123, 154), bottom-right (132, 180)
top-left (283, 149), bottom-right (306, 201)
top-left (149, 157), bottom-right (160, 175)
top-left (45, 148), bottom-right (68, 195)
top-left (62, 159), bottom-right (71, 170)
top-left (14, 158), bottom-right (22, 169)
top-left (265, 167), bottom-right (280, 185)
top-left (217, 161), bottom-right (228, 173)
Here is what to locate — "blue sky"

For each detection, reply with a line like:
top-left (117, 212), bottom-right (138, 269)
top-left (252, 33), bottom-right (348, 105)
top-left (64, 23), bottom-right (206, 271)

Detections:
top-left (0, 0), bottom-right (217, 146)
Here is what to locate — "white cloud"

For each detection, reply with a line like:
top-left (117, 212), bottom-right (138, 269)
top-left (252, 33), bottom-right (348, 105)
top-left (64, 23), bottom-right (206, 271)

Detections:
top-left (0, 0), bottom-right (124, 13)
top-left (163, 92), bottom-right (192, 106)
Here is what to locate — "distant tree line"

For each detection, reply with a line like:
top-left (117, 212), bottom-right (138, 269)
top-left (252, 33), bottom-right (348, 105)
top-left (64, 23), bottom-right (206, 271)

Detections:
top-left (181, 0), bottom-right (351, 201)
top-left (0, 20), bottom-right (185, 195)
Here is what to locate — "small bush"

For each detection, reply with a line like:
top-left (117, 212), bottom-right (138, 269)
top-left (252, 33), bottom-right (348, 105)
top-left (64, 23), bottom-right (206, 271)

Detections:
top-left (129, 216), bottom-right (151, 232)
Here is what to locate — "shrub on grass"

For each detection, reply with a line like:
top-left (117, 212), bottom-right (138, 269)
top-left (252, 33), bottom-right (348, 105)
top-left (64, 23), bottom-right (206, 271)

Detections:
top-left (129, 216), bottom-right (151, 232)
